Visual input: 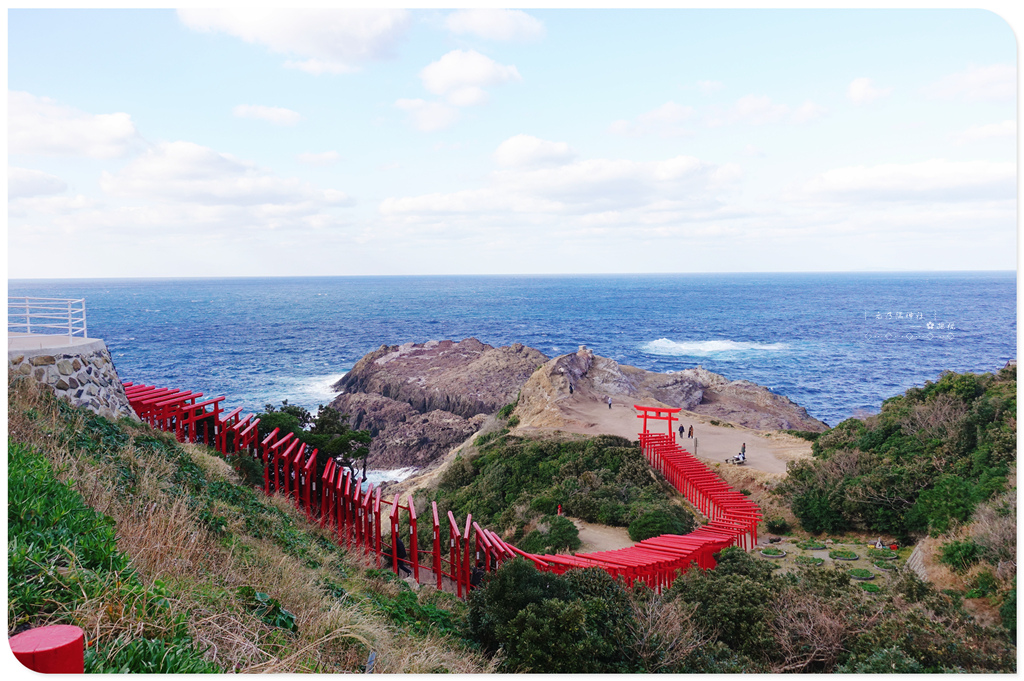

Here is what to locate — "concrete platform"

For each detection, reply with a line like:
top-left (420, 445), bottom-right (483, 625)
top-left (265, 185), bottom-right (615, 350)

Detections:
top-left (8, 333), bottom-right (103, 354)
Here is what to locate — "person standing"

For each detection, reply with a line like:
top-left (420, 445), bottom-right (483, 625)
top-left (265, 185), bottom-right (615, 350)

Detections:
top-left (678, 424), bottom-right (684, 439)
top-left (741, 442), bottom-right (746, 457)
top-left (394, 537), bottom-right (412, 576)
top-left (606, 396), bottom-right (612, 409)
top-left (688, 425), bottom-right (693, 438)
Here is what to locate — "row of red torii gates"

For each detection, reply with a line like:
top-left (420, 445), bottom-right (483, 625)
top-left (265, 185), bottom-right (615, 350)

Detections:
top-left (123, 382), bottom-right (760, 596)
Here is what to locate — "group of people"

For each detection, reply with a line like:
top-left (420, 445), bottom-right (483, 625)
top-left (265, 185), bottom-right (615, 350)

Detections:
top-left (727, 442), bottom-right (747, 464)
top-left (677, 424), bottom-right (694, 439)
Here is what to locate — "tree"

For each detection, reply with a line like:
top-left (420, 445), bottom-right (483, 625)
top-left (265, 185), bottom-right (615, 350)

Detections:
top-left (257, 402), bottom-right (371, 483)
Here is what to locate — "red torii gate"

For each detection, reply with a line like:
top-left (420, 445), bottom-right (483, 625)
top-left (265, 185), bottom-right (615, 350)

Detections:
top-left (635, 404), bottom-right (681, 436)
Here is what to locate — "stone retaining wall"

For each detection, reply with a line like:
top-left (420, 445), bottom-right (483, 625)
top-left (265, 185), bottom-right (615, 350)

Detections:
top-left (8, 338), bottom-right (137, 421)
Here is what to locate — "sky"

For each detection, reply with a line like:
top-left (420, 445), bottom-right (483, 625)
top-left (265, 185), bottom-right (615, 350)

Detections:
top-left (6, 8), bottom-right (1019, 278)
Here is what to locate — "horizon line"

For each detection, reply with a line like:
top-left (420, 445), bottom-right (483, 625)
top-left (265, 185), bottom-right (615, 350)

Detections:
top-left (7, 269), bottom-right (1019, 282)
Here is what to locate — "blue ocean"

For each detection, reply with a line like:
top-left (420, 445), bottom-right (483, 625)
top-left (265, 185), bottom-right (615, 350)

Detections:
top-left (8, 273), bottom-right (1017, 427)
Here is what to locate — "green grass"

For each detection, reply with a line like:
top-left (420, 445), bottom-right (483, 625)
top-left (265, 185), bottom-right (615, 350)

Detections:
top-left (8, 441), bottom-right (218, 672)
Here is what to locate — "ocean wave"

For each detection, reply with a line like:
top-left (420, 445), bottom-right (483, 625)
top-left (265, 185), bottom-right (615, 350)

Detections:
top-left (640, 339), bottom-right (791, 355)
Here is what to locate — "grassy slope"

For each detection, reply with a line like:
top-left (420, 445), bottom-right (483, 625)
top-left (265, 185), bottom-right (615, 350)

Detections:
top-left (7, 377), bottom-right (493, 673)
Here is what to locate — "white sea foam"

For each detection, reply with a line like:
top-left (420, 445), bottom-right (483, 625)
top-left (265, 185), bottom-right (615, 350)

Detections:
top-left (640, 338), bottom-right (790, 356)
top-left (362, 467), bottom-right (418, 489)
top-left (258, 371), bottom-right (350, 412)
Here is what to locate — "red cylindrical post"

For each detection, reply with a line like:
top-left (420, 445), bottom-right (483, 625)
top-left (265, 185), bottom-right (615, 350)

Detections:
top-left (9, 625), bottom-right (85, 673)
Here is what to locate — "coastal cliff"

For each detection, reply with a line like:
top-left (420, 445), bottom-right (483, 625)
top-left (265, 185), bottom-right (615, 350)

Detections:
top-left (330, 338), bottom-right (548, 467)
top-left (514, 345), bottom-right (828, 433)
top-left (331, 339), bottom-right (826, 468)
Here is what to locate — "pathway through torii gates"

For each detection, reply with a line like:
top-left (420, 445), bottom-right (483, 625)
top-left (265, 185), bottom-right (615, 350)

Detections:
top-left (123, 383), bottom-right (761, 595)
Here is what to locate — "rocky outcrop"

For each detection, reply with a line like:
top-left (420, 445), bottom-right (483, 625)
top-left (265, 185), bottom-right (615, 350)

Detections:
top-left (330, 339), bottom-right (548, 467)
top-left (332, 339), bottom-right (825, 469)
top-left (516, 346), bottom-right (826, 433)
top-left (333, 339), bottom-right (547, 419)
top-left (329, 392), bottom-right (486, 468)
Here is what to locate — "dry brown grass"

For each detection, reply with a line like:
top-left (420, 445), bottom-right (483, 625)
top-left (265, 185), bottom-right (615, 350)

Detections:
top-left (8, 375), bottom-right (494, 673)
top-left (627, 594), bottom-right (711, 672)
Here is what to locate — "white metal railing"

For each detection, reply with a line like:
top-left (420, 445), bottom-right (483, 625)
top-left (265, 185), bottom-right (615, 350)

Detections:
top-left (8, 297), bottom-right (88, 338)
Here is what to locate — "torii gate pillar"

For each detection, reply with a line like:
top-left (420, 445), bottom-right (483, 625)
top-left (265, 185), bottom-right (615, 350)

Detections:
top-left (634, 405), bottom-right (682, 436)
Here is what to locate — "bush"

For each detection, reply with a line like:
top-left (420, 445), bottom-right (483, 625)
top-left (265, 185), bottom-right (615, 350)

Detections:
top-left (999, 580), bottom-right (1016, 641)
top-left (837, 647), bottom-right (923, 673)
top-left (467, 560), bottom-right (633, 673)
top-left (628, 506), bottom-right (694, 542)
top-left (939, 540), bottom-right (983, 573)
top-left (518, 515), bottom-right (581, 554)
top-left (765, 517), bottom-right (790, 534)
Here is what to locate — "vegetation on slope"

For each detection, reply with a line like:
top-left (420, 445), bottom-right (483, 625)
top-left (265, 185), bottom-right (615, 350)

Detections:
top-left (419, 430), bottom-right (696, 552)
top-left (7, 377), bottom-right (493, 673)
top-left (776, 367), bottom-right (1017, 641)
top-left (778, 367), bottom-right (1015, 539)
top-left (466, 548), bottom-right (1015, 673)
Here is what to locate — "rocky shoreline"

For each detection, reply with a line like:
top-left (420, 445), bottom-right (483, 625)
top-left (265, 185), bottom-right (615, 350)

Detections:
top-left (331, 338), bottom-right (827, 470)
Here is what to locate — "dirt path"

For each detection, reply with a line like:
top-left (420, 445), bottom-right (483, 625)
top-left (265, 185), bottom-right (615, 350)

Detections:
top-left (573, 519), bottom-right (634, 553)
top-left (516, 395), bottom-right (813, 475)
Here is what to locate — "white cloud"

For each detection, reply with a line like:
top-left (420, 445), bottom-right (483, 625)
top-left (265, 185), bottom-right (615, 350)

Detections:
top-left (792, 100), bottom-right (829, 123)
top-left (798, 159), bottom-right (1015, 202)
top-left (609, 102), bottom-right (695, 137)
top-left (697, 80), bottom-right (725, 93)
top-left (494, 135), bottom-right (576, 168)
top-left (8, 167), bottom-right (68, 199)
top-left (922, 63), bottom-right (1015, 102)
top-left (446, 9), bottom-right (544, 41)
top-left (420, 50), bottom-right (521, 106)
top-left (708, 94), bottom-right (826, 126)
top-left (297, 151), bottom-right (341, 166)
top-left (847, 77), bottom-right (893, 105)
top-left (8, 91), bottom-right (142, 158)
top-left (99, 141), bottom-right (352, 207)
top-left (395, 99), bottom-right (461, 132)
top-left (743, 145), bottom-right (766, 157)
top-left (381, 149), bottom-right (738, 222)
top-left (177, 9), bottom-right (409, 74)
top-left (955, 120), bottom-right (1016, 144)
top-left (233, 104), bottom-right (303, 126)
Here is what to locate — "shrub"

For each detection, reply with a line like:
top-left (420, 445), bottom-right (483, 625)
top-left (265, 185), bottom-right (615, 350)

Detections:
top-left (518, 515), bottom-right (581, 554)
top-left (939, 539), bottom-right (983, 573)
top-left (467, 560), bottom-right (633, 673)
top-left (628, 506), bottom-right (694, 542)
top-left (964, 571), bottom-right (997, 599)
top-left (837, 647), bottom-right (923, 673)
top-left (529, 496), bottom-right (557, 515)
top-left (507, 415), bottom-right (520, 428)
top-left (999, 580), bottom-right (1016, 641)
top-left (765, 517), bottom-right (790, 534)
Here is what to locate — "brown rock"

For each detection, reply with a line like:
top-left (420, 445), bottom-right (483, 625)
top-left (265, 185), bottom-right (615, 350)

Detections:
top-left (329, 392), bottom-right (481, 468)
top-left (334, 339), bottom-right (548, 419)
top-left (516, 348), bottom-right (826, 433)
top-left (30, 355), bottom-right (56, 366)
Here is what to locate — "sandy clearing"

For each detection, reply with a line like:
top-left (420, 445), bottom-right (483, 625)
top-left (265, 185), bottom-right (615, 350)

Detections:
top-left (515, 394), bottom-right (813, 476)
top-left (572, 518), bottom-right (635, 553)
